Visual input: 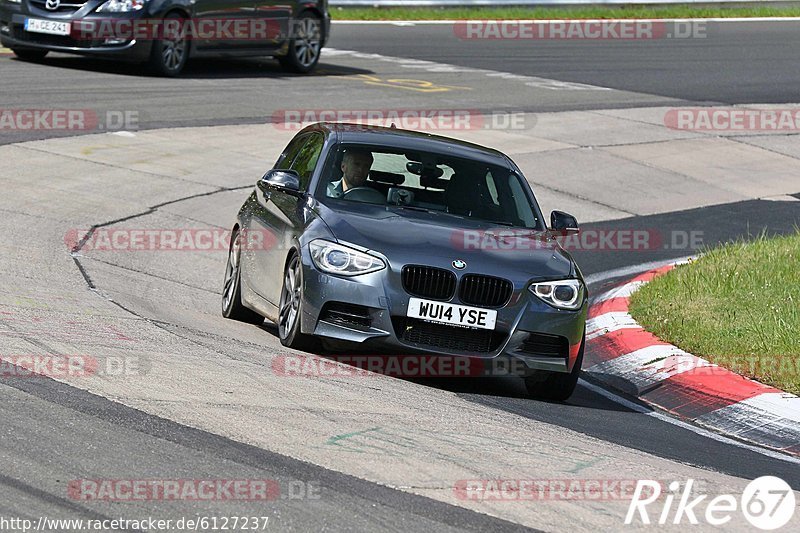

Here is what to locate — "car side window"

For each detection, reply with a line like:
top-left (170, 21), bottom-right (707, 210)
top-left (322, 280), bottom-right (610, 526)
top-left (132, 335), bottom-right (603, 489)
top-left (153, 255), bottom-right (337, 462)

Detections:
top-left (290, 133), bottom-right (324, 191)
top-left (275, 134), bottom-right (310, 170)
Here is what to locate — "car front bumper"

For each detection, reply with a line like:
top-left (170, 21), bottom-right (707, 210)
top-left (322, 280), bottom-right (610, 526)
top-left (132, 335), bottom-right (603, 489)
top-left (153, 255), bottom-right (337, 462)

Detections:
top-left (0, 11), bottom-right (152, 59)
top-left (297, 249), bottom-right (587, 377)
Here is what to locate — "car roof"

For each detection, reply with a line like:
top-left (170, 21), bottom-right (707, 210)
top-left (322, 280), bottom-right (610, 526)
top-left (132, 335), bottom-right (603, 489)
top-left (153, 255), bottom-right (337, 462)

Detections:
top-left (298, 122), bottom-right (514, 167)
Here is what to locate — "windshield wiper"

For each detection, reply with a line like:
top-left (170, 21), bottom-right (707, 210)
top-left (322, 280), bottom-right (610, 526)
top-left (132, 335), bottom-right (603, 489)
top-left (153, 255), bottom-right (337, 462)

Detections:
top-left (392, 205), bottom-right (430, 213)
top-left (486, 220), bottom-right (515, 227)
top-left (390, 207), bottom-right (518, 226)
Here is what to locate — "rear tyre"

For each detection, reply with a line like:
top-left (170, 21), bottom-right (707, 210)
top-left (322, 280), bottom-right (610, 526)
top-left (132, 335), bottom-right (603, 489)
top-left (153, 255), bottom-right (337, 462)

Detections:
top-left (278, 254), bottom-right (318, 350)
top-left (278, 13), bottom-right (322, 74)
top-left (222, 228), bottom-right (264, 324)
top-left (524, 333), bottom-right (585, 402)
top-left (148, 13), bottom-right (189, 77)
top-left (13, 49), bottom-right (48, 61)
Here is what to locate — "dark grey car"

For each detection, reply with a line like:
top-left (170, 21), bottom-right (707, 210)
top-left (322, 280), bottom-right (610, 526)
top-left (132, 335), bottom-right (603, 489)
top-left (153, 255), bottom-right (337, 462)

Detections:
top-left (222, 123), bottom-right (588, 400)
top-left (0, 0), bottom-right (329, 76)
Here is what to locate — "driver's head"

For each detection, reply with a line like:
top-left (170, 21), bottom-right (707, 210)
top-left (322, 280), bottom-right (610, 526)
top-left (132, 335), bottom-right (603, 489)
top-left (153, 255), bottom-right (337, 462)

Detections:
top-left (341, 149), bottom-right (373, 190)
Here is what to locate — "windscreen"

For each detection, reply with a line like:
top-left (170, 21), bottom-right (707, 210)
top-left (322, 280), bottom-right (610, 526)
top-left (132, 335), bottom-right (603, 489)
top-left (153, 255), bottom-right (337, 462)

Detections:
top-left (317, 144), bottom-right (543, 229)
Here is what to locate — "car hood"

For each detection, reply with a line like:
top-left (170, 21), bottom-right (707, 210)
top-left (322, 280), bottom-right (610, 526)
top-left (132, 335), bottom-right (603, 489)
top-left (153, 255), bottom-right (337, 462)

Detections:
top-left (315, 202), bottom-right (574, 281)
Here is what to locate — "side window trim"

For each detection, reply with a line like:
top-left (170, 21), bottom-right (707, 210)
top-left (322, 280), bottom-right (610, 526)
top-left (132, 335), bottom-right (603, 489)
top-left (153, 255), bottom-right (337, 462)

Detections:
top-left (275, 134), bottom-right (310, 170)
top-left (289, 132), bottom-right (324, 192)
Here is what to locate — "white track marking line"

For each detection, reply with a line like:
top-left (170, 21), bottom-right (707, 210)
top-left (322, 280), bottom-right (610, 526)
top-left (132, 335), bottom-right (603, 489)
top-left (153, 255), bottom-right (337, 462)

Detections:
top-left (584, 255), bottom-right (695, 287)
top-left (324, 47), bottom-right (612, 91)
top-left (586, 344), bottom-right (709, 392)
top-left (593, 280), bottom-right (647, 303)
top-left (697, 392), bottom-right (800, 430)
top-left (334, 18), bottom-right (800, 25)
top-left (579, 378), bottom-right (800, 465)
top-left (586, 311), bottom-right (640, 340)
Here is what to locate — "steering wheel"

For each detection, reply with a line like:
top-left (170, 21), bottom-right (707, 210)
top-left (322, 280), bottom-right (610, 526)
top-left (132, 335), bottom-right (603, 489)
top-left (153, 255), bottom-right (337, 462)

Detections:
top-left (342, 186), bottom-right (386, 204)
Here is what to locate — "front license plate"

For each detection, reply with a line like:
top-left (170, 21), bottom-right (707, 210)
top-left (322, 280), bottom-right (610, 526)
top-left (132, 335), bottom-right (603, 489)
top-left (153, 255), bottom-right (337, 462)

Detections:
top-left (407, 297), bottom-right (497, 330)
top-left (25, 18), bottom-right (71, 36)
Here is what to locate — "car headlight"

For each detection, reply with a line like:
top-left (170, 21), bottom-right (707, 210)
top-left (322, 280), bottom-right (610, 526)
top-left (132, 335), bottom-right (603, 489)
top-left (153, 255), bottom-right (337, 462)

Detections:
top-left (529, 279), bottom-right (584, 310)
top-left (309, 240), bottom-right (385, 277)
top-left (7, 0), bottom-right (22, 4)
top-left (96, 0), bottom-right (146, 12)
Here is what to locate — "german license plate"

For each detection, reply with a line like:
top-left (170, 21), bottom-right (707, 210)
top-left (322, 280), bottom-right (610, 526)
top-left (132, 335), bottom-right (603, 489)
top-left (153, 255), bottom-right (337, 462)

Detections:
top-left (25, 18), bottom-right (71, 36)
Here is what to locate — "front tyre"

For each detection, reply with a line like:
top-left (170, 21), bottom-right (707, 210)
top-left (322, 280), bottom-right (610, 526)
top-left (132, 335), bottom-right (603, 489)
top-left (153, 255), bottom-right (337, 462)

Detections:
top-left (524, 333), bottom-right (585, 402)
top-left (278, 13), bottom-right (322, 74)
top-left (13, 49), bottom-right (48, 61)
top-left (148, 13), bottom-right (189, 77)
top-left (278, 254), bottom-right (317, 350)
top-left (222, 228), bottom-right (264, 324)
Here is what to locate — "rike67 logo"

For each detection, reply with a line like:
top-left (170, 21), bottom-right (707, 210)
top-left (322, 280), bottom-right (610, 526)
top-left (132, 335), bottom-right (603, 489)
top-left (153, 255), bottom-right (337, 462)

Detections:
top-left (626, 476), bottom-right (795, 530)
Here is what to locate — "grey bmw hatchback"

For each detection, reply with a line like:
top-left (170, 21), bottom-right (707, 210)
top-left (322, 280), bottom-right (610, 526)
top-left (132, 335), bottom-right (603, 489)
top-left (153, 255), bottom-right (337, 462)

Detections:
top-left (222, 123), bottom-right (588, 400)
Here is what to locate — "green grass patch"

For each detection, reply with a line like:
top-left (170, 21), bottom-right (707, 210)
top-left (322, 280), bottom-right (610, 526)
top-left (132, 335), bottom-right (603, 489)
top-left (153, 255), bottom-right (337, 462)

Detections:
top-left (332, 6), bottom-right (800, 21)
top-left (629, 232), bottom-right (800, 395)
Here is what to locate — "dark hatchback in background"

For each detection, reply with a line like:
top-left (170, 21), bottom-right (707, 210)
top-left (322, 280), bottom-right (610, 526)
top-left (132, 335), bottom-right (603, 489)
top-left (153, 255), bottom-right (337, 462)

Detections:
top-left (0, 0), bottom-right (330, 75)
top-left (222, 123), bottom-right (589, 401)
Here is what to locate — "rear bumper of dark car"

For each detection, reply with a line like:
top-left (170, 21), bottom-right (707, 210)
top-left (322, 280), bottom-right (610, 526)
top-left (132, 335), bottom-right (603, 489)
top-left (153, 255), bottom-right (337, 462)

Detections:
top-left (297, 250), bottom-right (587, 376)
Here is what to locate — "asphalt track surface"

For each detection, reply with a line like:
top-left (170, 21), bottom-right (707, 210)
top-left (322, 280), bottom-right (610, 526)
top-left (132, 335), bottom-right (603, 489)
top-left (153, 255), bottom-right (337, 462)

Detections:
top-left (331, 21), bottom-right (800, 105)
top-left (1, 19), bottom-right (800, 532)
top-left (2, 20), bottom-right (800, 145)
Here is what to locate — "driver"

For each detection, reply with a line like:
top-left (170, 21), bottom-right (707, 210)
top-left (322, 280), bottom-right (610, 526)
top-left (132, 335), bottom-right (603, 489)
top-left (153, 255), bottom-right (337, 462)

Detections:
top-left (327, 149), bottom-right (374, 198)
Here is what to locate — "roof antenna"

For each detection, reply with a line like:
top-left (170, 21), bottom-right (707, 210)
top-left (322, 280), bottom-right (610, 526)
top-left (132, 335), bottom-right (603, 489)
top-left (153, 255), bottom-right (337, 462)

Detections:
top-left (390, 123), bottom-right (397, 129)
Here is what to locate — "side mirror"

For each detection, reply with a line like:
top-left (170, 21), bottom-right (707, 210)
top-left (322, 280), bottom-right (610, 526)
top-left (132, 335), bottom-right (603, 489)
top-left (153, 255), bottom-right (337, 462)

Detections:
top-left (550, 210), bottom-right (579, 234)
top-left (259, 169), bottom-right (303, 197)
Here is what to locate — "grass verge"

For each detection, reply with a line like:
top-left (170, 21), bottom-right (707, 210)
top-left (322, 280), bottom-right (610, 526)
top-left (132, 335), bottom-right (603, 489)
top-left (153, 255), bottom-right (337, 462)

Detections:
top-left (629, 231), bottom-right (800, 395)
top-left (332, 6), bottom-right (800, 21)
